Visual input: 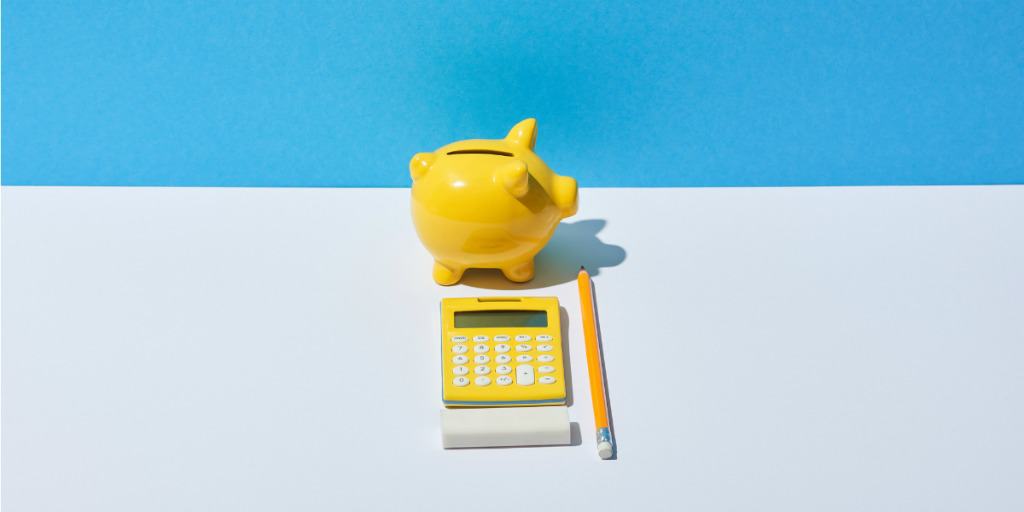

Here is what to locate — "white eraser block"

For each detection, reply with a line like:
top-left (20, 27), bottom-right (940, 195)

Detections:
top-left (441, 406), bottom-right (571, 448)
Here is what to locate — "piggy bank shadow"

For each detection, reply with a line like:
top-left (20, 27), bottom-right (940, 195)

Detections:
top-left (460, 219), bottom-right (627, 290)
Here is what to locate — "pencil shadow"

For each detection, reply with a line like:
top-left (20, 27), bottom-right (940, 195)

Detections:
top-left (460, 219), bottom-right (626, 290)
top-left (590, 283), bottom-right (618, 460)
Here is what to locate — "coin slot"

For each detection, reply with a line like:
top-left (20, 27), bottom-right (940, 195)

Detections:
top-left (447, 149), bottom-right (514, 157)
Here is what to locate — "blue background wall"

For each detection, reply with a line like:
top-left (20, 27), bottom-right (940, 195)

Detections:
top-left (3, 1), bottom-right (1022, 187)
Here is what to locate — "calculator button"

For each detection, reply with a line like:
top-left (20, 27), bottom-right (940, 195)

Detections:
top-left (494, 335), bottom-right (511, 342)
top-left (453, 376), bottom-right (470, 387)
top-left (538, 355), bottom-right (554, 363)
top-left (474, 344), bottom-right (489, 353)
top-left (496, 375), bottom-right (513, 386)
top-left (516, 354), bottom-right (533, 363)
top-left (451, 345), bottom-right (468, 354)
top-left (516, 365), bottom-right (535, 385)
top-left (474, 354), bottom-right (490, 364)
top-left (474, 376), bottom-right (491, 386)
top-left (453, 365), bottom-right (469, 376)
top-left (496, 365), bottom-right (513, 375)
top-left (451, 335), bottom-right (468, 343)
top-left (494, 344), bottom-right (511, 353)
top-left (474, 365), bottom-right (491, 375)
top-left (538, 365), bottom-right (555, 374)
top-left (537, 344), bottom-right (553, 352)
top-left (495, 354), bottom-right (512, 363)
top-left (515, 334), bottom-right (531, 342)
top-left (473, 335), bottom-right (489, 342)
top-left (537, 334), bottom-right (553, 342)
top-left (515, 344), bottom-right (532, 352)
top-left (539, 376), bottom-right (556, 384)
top-left (452, 355), bottom-right (469, 364)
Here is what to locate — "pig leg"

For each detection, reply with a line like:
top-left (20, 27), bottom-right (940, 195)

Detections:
top-left (501, 259), bottom-right (535, 283)
top-left (433, 261), bottom-right (465, 286)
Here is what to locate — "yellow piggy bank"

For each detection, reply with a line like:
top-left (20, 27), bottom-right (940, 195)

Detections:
top-left (410, 119), bottom-right (578, 285)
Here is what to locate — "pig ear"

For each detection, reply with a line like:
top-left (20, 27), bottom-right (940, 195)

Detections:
top-left (409, 152), bottom-right (436, 181)
top-left (504, 118), bottom-right (537, 150)
top-left (495, 159), bottom-right (529, 198)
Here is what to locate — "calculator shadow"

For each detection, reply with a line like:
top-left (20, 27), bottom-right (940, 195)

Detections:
top-left (460, 219), bottom-right (626, 290)
top-left (559, 307), bottom-right (575, 408)
top-left (569, 422), bottom-right (582, 446)
top-left (562, 307), bottom-right (584, 447)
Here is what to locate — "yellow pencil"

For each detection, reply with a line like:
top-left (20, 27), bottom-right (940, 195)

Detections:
top-left (578, 266), bottom-right (615, 459)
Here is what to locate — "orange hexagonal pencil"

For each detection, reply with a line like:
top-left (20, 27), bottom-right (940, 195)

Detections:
top-left (578, 266), bottom-right (615, 459)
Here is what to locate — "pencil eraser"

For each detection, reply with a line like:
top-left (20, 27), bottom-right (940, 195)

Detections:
top-left (597, 441), bottom-right (614, 459)
top-left (441, 406), bottom-right (570, 448)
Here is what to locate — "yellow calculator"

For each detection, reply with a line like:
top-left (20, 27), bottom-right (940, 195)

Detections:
top-left (441, 297), bottom-right (566, 407)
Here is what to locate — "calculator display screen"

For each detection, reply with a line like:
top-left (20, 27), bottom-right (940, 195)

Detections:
top-left (454, 310), bottom-right (548, 328)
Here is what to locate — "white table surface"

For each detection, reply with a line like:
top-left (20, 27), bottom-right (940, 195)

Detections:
top-left (3, 186), bottom-right (1023, 511)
